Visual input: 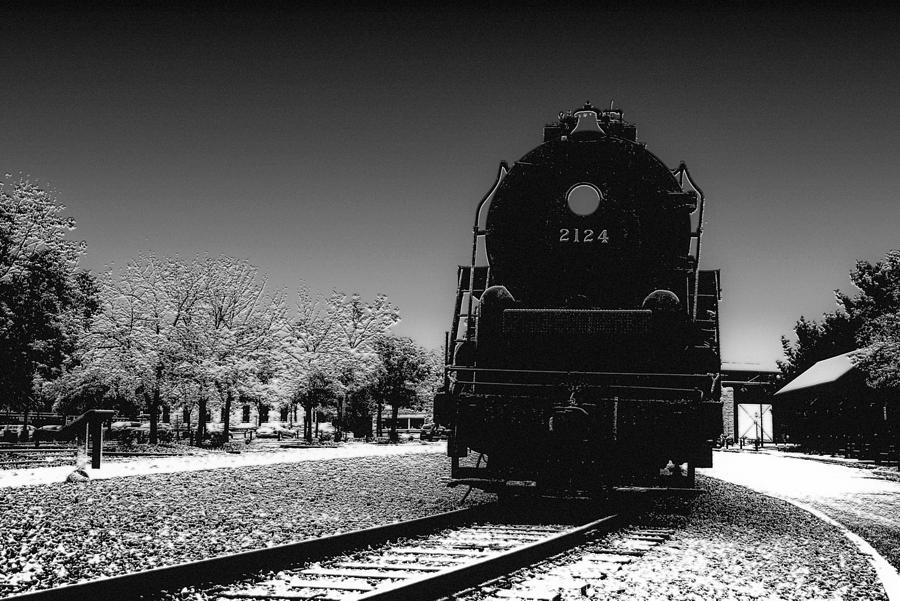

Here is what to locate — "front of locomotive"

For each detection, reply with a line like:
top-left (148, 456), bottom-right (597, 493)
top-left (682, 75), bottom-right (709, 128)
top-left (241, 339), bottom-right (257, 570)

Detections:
top-left (436, 104), bottom-right (722, 495)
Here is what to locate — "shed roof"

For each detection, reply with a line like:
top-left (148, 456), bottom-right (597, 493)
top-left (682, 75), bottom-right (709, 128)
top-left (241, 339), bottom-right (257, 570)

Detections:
top-left (774, 352), bottom-right (858, 396)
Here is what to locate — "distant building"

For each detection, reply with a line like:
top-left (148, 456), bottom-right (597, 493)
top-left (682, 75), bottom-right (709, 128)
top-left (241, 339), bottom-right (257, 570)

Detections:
top-left (376, 406), bottom-right (427, 436)
top-left (773, 352), bottom-right (898, 459)
top-left (721, 365), bottom-right (780, 444)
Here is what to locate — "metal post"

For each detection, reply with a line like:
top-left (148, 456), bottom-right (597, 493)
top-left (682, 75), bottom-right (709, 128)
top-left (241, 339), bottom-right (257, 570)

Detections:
top-left (733, 390), bottom-right (739, 443)
top-left (611, 397), bottom-right (619, 442)
top-left (91, 418), bottom-right (102, 469)
top-left (759, 403), bottom-right (765, 448)
top-left (754, 414), bottom-right (760, 451)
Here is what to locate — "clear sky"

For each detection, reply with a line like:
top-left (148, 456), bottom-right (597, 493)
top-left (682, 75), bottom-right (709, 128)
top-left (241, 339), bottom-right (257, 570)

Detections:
top-left (3, 4), bottom-right (899, 371)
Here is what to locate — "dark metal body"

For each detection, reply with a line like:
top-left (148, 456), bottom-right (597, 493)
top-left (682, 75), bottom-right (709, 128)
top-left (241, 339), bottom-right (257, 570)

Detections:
top-left (435, 104), bottom-right (722, 494)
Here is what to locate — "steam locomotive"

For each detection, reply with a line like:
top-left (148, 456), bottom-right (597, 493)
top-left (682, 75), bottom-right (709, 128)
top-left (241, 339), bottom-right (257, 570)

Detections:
top-left (433, 103), bottom-right (722, 495)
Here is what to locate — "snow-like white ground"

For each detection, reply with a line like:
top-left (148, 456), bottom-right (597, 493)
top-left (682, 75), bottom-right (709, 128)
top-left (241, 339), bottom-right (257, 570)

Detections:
top-left (702, 450), bottom-right (900, 501)
top-left (702, 450), bottom-right (900, 600)
top-left (0, 441), bottom-right (446, 489)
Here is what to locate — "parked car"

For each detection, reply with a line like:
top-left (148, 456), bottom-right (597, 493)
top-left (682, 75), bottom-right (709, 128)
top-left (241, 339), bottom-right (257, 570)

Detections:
top-left (256, 423), bottom-right (297, 439)
top-left (0, 424), bottom-right (36, 442)
top-left (35, 425), bottom-right (64, 442)
top-left (106, 421), bottom-right (140, 439)
top-left (131, 422), bottom-right (172, 434)
top-left (109, 420), bottom-right (141, 431)
top-left (107, 421), bottom-right (171, 441)
top-left (206, 422), bottom-right (233, 433)
top-left (419, 423), bottom-right (450, 441)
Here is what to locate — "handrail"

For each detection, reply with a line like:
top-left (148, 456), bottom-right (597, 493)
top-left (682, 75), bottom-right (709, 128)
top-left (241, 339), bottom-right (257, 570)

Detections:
top-left (672, 161), bottom-right (706, 320)
top-left (60, 409), bottom-right (116, 469)
top-left (60, 409), bottom-right (115, 435)
top-left (466, 162), bottom-right (508, 341)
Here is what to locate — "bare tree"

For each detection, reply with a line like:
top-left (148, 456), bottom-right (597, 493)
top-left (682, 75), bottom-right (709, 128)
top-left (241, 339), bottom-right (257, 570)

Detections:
top-left (69, 254), bottom-right (285, 446)
top-left (194, 256), bottom-right (286, 442)
top-left (331, 291), bottom-right (400, 353)
top-left (0, 177), bottom-right (85, 286)
top-left (283, 288), bottom-right (400, 441)
top-left (76, 254), bottom-right (207, 443)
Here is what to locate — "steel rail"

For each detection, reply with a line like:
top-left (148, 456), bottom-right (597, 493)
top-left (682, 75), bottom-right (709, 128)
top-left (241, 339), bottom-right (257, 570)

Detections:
top-left (356, 513), bottom-right (620, 601)
top-left (3, 506), bottom-right (495, 601)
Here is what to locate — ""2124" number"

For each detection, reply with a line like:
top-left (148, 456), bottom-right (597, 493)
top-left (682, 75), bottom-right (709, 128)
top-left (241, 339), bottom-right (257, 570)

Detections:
top-left (559, 228), bottom-right (608, 243)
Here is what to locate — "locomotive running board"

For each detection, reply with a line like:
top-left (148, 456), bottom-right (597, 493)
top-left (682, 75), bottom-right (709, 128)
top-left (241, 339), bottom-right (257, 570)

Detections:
top-left (446, 478), bottom-right (594, 499)
top-left (613, 486), bottom-right (707, 496)
top-left (446, 477), bottom-right (534, 491)
top-left (446, 478), bottom-right (705, 500)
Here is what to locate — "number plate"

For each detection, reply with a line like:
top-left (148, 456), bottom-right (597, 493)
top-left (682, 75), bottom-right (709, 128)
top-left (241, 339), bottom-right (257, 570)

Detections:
top-left (559, 228), bottom-right (609, 243)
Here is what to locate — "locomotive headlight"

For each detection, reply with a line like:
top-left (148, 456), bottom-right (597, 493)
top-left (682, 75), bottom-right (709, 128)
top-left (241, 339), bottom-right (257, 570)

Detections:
top-left (566, 183), bottom-right (603, 216)
top-left (642, 290), bottom-right (681, 312)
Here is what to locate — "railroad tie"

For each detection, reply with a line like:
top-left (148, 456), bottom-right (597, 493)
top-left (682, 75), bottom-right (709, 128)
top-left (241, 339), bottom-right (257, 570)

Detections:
top-left (332, 561), bottom-right (443, 572)
top-left (494, 590), bottom-right (562, 601)
top-left (299, 567), bottom-right (416, 580)
top-left (584, 548), bottom-right (643, 558)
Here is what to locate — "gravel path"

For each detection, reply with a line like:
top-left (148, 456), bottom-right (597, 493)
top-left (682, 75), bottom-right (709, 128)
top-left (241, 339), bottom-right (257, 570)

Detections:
top-left (0, 441), bottom-right (445, 488)
top-left (703, 450), bottom-right (900, 579)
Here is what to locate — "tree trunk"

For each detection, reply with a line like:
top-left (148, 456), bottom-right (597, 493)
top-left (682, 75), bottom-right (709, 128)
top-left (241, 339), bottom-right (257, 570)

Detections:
top-left (197, 396), bottom-right (207, 447)
top-left (150, 365), bottom-right (163, 444)
top-left (389, 404), bottom-right (399, 442)
top-left (182, 406), bottom-right (191, 442)
top-left (223, 388), bottom-right (232, 440)
top-left (335, 394), bottom-right (344, 442)
top-left (304, 400), bottom-right (313, 443)
top-left (148, 395), bottom-right (159, 444)
top-left (376, 402), bottom-right (383, 437)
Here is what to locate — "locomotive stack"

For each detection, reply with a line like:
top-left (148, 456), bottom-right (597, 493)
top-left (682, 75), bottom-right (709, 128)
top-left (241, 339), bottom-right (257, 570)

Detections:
top-left (434, 103), bottom-right (723, 494)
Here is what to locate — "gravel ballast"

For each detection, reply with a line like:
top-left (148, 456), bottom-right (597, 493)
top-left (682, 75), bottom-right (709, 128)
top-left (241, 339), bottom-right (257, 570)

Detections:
top-left (0, 454), bottom-right (889, 599)
top-left (616, 476), bottom-right (886, 600)
top-left (0, 453), bottom-right (492, 595)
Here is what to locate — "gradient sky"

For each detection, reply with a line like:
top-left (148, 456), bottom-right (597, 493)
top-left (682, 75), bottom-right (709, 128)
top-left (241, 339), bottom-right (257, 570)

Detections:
top-left (3, 4), bottom-right (900, 371)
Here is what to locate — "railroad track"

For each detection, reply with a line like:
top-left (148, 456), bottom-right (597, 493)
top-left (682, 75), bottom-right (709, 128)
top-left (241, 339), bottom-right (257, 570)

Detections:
top-left (447, 526), bottom-right (676, 601)
top-left (199, 514), bottom-right (619, 601)
top-left (4, 501), bottom-right (658, 601)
